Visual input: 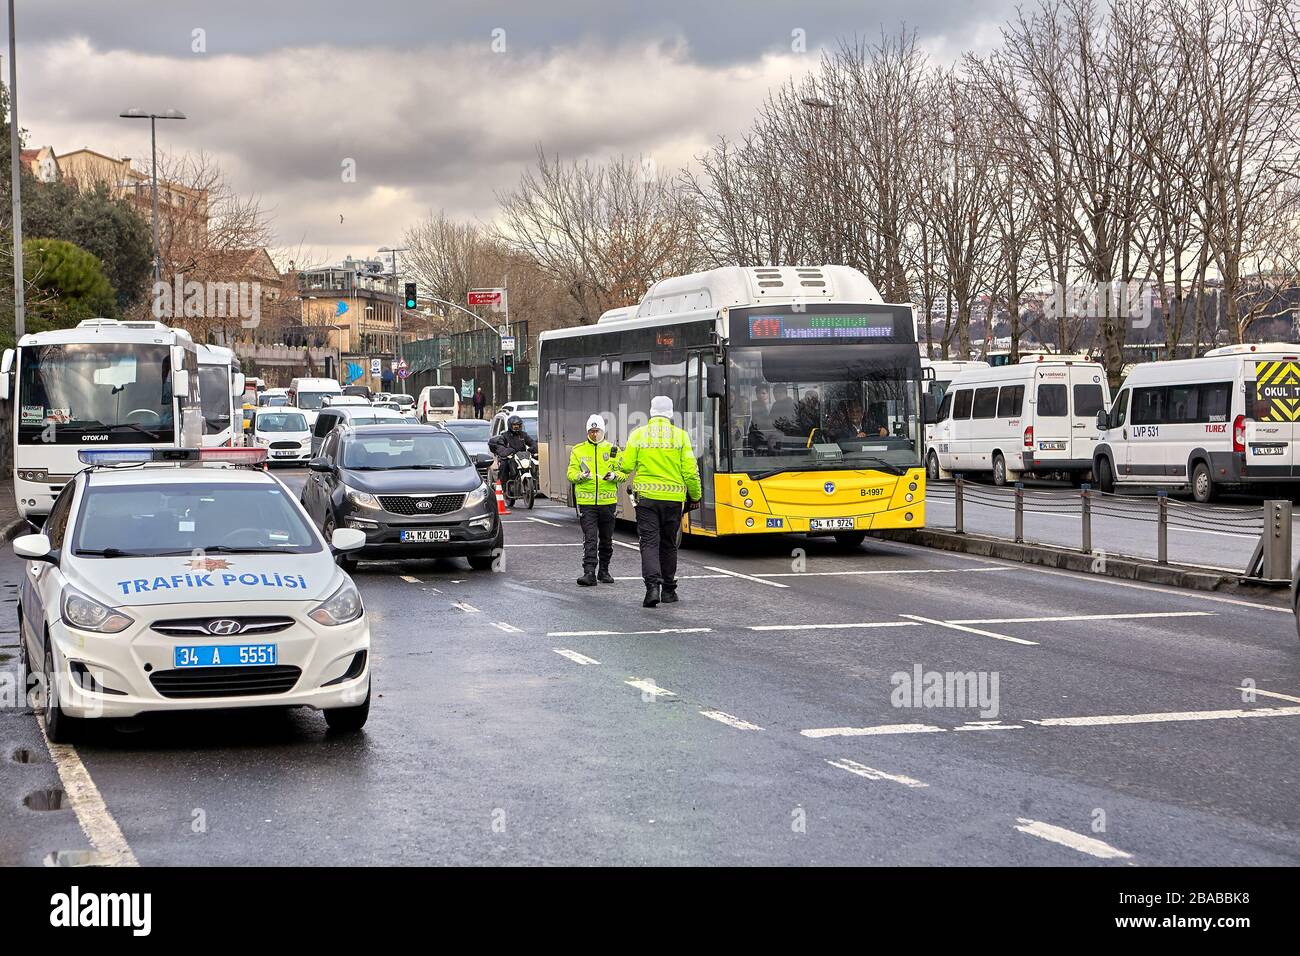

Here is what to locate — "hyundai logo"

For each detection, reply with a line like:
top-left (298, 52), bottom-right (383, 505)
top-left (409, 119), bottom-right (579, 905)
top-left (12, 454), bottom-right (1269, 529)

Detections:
top-left (823, 481), bottom-right (836, 495)
top-left (415, 499), bottom-right (432, 510)
top-left (206, 619), bottom-right (243, 636)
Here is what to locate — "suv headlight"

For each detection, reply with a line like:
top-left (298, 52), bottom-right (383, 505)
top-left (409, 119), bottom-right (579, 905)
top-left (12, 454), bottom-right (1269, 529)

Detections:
top-left (61, 586), bottom-right (133, 634)
top-left (464, 482), bottom-right (489, 508)
top-left (309, 580), bottom-right (364, 626)
top-left (345, 485), bottom-right (381, 508)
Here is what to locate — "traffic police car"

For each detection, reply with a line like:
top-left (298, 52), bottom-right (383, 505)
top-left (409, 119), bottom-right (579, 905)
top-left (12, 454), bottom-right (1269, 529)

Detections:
top-left (14, 447), bottom-right (372, 741)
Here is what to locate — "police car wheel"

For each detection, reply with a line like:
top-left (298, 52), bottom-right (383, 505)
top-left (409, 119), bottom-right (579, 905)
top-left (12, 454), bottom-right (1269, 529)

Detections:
top-left (42, 638), bottom-right (81, 744)
top-left (323, 684), bottom-right (370, 733)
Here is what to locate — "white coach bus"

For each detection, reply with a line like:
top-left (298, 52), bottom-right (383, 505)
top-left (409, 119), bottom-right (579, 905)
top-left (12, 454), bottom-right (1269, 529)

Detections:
top-left (1094, 342), bottom-right (1300, 501)
top-left (1, 318), bottom-right (202, 521)
top-left (929, 355), bottom-right (1109, 485)
top-left (197, 343), bottom-right (246, 448)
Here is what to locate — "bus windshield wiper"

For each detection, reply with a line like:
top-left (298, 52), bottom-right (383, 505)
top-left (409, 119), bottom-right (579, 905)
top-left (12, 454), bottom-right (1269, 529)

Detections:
top-left (842, 455), bottom-right (907, 476)
top-left (108, 422), bottom-right (162, 439)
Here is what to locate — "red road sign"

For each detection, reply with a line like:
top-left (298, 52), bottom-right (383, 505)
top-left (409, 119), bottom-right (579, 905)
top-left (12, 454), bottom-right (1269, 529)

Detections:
top-left (468, 290), bottom-right (503, 307)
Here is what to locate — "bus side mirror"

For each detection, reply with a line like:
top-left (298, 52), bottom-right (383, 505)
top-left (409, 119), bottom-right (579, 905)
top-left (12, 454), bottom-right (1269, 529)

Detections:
top-left (706, 364), bottom-right (725, 399)
top-left (172, 369), bottom-right (190, 397)
top-left (231, 373), bottom-right (246, 397)
top-left (1096, 409), bottom-right (1108, 430)
top-left (0, 371), bottom-right (9, 402)
top-left (922, 393), bottom-right (938, 425)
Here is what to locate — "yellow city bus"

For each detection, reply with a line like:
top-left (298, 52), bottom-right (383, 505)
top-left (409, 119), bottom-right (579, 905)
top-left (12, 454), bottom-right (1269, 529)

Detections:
top-left (537, 266), bottom-right (931, 545)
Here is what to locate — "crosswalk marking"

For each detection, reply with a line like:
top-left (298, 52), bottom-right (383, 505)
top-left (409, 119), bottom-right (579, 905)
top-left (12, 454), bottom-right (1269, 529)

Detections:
top-left (1014, 818), bottom-right (1133, 861)
top-left (552, 648), bottom-right (600, 666)
top-left (699, 710), bottom-right (763, 731)
top-left (826, 758), bottom-right (928, 789)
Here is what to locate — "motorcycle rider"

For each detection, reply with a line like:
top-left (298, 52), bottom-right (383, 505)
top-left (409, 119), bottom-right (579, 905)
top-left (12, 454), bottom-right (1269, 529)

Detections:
top-left (566, 413), bottom-right (625, 587)
top-left (488, 415), bottom-right (537, 490)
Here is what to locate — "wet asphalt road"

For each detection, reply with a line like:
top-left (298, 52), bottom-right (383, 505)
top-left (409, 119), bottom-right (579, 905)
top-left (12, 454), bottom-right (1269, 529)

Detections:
top-left (2, 467), bottom-right (1299, 866)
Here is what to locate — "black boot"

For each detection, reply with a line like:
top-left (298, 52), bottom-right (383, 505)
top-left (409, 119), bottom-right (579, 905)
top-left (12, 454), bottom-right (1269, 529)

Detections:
top-left (597, 567), bottom-right (615, 584)
top-left (660, 585), bottom-right (679, 604)
top-left (577, 571), bottom-right (597, 587)
top-left (642, 584), bottom-right (661, 607)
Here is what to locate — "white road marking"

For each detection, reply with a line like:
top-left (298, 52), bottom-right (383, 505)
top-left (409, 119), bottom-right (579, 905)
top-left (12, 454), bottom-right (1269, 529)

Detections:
top-left (625, 678), bottom-right (675, 698)
top-left (1241, 686), bottom-right (1300, 704)
top-left (613, 540), bottom-right (640, 551)
top-left (552, 648), bottom-right (600, 666)
top-left (900, 613), bottom-right (1039, 646)
top-left (399, 575), bottom-right (422, 584)
top-left (756, 566), bottom-right (1012, 578)
top-left (505, 543), bottom-right (582, 547)
top-left (1027, 704), bottom-right (1300, 727)
top-left (491, 621), bottom-right (522, 633)
top-left (953, 721), bottom-right (1023, 731)
top-left (748, 620), bottom-right (921, 632)
top-left (38, 718), bottom-right (138, 867)
top-left (453, 601), bottom-right (480, 613)
top-left (547, 627), bottom-right (712, 637)
top-left (946, 611), bottom-right (1214, 625)
top-left (705, 565), bottom-right (790, 588)
top-left (1014, 818), bottom-right (1133, 861)
top-left (826, 758), bottom-right (928, 789)
top-left (525, 516), bottom-right (564, 528)
top-left (801, 723), bottom-right (945, 738)
top-left (699, 710), bottom-right (764, 730)
top-left (887, 540), bottom-right (1292, 614)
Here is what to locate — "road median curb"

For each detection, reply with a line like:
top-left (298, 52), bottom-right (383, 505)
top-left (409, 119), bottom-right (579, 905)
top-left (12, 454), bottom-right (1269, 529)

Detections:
top-left (880, 527), bottom-right (1289, 597)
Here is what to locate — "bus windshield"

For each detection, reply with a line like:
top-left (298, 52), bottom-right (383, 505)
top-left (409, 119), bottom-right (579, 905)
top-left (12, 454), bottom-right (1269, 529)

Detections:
top-left (198, 365), bottom-right (232, 436)
top-left (18, 343), bottom-right (176, 443)
top-left (727, 344), bottom-right (922, 476)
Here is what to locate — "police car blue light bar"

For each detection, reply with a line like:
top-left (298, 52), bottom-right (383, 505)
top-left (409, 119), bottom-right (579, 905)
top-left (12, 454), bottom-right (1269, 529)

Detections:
top-left (78, 447), bottom-right (268, 465)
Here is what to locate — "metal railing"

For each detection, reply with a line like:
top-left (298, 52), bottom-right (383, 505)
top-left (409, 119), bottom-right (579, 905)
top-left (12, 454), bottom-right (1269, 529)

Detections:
top-left (932, 477), bottom-right (1292, 581)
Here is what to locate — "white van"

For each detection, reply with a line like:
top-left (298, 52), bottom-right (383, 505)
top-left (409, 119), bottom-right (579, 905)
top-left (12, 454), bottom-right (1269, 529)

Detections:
top-left (417, 384), bottom-right (461, 423)
top-left (1094, 342), bottom-right (1300, 501)
top-left (923, 359), bottom-right (989, 447)
top-left (287, 377), bottom-right (342, 425)
top-left (250, 407), bottom-right (312, 465)
top-left (929, 357), bottom-right (1110, 485)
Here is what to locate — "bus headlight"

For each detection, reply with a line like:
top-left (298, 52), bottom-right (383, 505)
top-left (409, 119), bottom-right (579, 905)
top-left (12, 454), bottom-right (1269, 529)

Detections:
top-left (905, 493), bottom-right (914, 502)
top-left (909, 482), bottom-right (917, 491)
top-left (744, 499), bottom-right (753, 508)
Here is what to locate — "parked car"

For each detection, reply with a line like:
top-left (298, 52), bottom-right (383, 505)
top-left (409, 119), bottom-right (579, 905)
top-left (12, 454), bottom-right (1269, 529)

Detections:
top-left (300, 424), bottom-right (500, 570)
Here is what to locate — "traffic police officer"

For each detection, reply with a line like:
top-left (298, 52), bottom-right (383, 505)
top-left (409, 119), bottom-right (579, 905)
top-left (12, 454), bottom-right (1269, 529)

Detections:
top-left (618, 395), bottom-right (702, 607)
top-left (566, 414), bottom-right (625, 587)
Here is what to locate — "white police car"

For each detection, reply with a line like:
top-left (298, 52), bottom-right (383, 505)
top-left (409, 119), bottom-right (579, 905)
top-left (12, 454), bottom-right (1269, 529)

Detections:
top-left (14, 448), bottom-right (371, 742)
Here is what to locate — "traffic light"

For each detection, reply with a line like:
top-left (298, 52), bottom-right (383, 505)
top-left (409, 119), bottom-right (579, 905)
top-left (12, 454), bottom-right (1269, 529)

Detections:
top-left (503, 355), bottom-right (514, 375)
top-left (403, 282), bottom-right (417, 310)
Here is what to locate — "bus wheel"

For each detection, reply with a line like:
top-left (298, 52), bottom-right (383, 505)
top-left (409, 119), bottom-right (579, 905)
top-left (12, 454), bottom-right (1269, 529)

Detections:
top-left (833, 531), bottom-right (866, 549)
top-left (1095, 457), bottom-right (1115, 494)
top-left (1191, 462), bottom-right (1217, 503)
top-left (991, 453), bottom-right (1008, 487)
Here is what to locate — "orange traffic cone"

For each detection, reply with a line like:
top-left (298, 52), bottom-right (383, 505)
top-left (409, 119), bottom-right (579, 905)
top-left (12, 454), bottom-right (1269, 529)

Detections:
top-left (494, 480), bottom-right (511, 516)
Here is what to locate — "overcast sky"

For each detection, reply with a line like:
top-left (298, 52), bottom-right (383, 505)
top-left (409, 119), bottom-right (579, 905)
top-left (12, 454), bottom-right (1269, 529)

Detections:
top-left (7, 0), bottom-right (1019, 267)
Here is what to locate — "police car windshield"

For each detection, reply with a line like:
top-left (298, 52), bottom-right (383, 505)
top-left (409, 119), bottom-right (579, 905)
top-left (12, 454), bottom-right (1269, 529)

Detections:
top-left (73, 483), bottom-right (322, 556)
top-left (341, 433), bottom-right (470, 470)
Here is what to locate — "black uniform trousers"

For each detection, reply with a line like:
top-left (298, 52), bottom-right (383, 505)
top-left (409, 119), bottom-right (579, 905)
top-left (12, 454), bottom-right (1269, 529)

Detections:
top-left (634, 498), bottom-right (683, 589)
top-left (579, 503), bottom-right (616, 574)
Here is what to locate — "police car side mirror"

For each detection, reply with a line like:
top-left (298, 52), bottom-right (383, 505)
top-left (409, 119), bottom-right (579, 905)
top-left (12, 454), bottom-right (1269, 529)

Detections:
top-left (1096, 409), bottom-right (1108, 430)
top-left (13, 533), bottom-right (55, 564)
top-left (706, 364), bottom-right (725, 400)
top-left (331, 528), bottom-right (366, 553)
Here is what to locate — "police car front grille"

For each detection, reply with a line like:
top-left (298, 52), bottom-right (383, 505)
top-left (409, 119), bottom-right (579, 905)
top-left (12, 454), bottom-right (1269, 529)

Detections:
top-left (149, 665), bottom-right (302, 699)
top-left (151, 616), bottom-right (296, 637)
top-left (379, 493), bottom-right (465, 516)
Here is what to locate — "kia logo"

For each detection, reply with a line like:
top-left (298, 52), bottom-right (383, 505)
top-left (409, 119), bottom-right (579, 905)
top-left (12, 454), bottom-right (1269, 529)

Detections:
top-left (415, 499), bottom-right (432, 510)
top-left (206, 619), bottom-right (242, 636)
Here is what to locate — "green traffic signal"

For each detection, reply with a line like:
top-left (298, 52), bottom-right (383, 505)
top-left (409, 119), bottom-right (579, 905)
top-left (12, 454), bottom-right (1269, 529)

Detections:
top-left (404, 282), bottom-right (417, 310)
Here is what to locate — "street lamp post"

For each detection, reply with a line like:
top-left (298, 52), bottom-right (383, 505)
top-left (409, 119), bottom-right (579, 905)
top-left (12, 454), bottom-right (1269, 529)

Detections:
top-left (118, 108), bottom-right (186, 282)
top-left (378, 245), bottom-right (409, 394)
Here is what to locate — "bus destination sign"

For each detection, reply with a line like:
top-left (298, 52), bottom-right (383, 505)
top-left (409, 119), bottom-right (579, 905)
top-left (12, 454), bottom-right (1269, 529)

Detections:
top-left (747, 314), bottom-right (894, 340)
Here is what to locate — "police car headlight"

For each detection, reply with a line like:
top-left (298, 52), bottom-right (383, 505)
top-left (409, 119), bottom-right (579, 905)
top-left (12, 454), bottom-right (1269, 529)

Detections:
top-left (61, 587), bottom-right (133, 634)
top-left (464, 483), bottom-right (489, 508)
top-left (345, 486), bottom-right (381, 509)
top-left (309, 581), bottom-right (364, 626)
